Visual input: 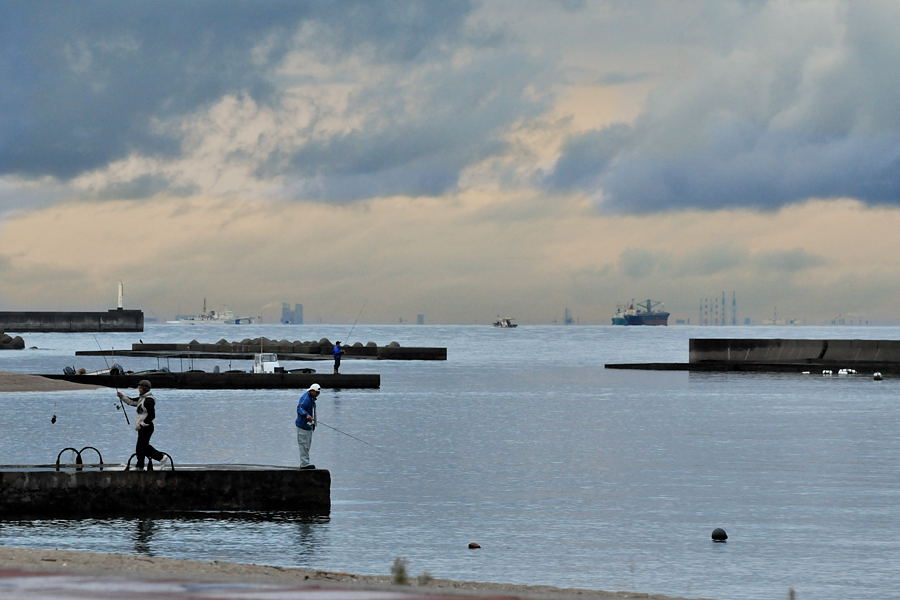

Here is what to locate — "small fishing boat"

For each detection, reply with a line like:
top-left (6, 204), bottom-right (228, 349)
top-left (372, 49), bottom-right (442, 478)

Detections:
top-left (493, 317), bottom-right (518, 328)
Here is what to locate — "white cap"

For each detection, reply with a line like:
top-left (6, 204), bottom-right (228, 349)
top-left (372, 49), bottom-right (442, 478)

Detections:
top-left (308, 383), bottom-right (321, 392)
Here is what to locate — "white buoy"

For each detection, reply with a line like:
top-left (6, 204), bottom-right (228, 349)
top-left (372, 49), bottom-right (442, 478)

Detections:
top-left (874, 372), bottom-right (883, 381)
top-left (822, 370), bottom-right (832, 376)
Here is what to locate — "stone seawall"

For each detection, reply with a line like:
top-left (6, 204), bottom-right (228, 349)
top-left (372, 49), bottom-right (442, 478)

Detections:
top-left (689, 338), bottom-right (900, 364)
top-left (0, 310), bottom-right (144, 332)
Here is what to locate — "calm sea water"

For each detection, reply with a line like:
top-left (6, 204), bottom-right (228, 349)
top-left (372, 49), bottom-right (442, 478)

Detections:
top-left (0, 323), bottom-right (898, 600)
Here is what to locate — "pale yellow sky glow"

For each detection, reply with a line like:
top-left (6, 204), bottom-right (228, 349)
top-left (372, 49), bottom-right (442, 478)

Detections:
top-left (2, 1), bottom-right (899, 324)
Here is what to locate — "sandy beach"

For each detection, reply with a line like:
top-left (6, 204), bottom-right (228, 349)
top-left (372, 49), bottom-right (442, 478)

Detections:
top-left (0, 546), bottom-right (697, 600)
top-left (0, 370), bottom-right (101, 392)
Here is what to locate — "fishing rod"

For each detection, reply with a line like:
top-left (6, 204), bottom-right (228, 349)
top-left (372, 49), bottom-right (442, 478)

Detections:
top-left (315, 419), bottom-right (380, 449)
top-left (92, 335), bottom-right (130, 425)
top-left (344, 299), bottom-right (367, 343)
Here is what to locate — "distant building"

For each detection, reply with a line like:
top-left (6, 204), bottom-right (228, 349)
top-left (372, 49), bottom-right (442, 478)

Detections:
top-left (281, 303), bottom-right (303, 324)
top-left (416, 314), bottom-right (425, 325)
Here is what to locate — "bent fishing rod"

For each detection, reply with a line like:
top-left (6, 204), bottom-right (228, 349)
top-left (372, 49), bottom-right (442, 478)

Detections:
top-left (92, 335), bottom-right (130, 425)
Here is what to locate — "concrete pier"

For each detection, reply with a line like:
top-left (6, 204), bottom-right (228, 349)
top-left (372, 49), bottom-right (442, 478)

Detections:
top-left (606, 338), bottom-right (900, 374)
top-left (0, 309), bottom-right (144, 332)
top-left (41, 371), bottom-right (380, 389)
top-left (0, 465), bottom-right (330, 516)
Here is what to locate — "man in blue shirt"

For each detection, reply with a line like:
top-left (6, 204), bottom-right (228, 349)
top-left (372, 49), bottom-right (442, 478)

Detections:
top-left (333, 341), bottom-right (344, 374)
top-left (295, 383), bottom-right (321, 469)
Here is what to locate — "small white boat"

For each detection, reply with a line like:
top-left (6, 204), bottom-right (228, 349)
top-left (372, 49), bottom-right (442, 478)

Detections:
top-left (252, 353), bottom-right (282, 373)
top-left (493, 317), bottom-right (518, 328)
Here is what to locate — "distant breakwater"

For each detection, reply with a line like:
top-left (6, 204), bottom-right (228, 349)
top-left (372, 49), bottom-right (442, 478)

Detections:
top-left (607, 338), bottom-right (900, 374)
top-left (77, 337), bottom-right (447, 361)
top-left (0, 310), bottom-right (143, 332)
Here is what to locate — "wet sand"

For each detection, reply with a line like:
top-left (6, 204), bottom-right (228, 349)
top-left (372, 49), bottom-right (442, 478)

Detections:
top-left (0, 546), bottom-right (698, 600)
top-left (0, 370), bottom-right (101, 392)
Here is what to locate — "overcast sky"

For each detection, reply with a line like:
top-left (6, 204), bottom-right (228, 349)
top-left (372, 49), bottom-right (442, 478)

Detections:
top-left (2, 0), bottom-right (899, 324)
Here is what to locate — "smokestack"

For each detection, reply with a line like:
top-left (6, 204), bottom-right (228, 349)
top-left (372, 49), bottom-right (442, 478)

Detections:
top-left (117, 281), bottom-right (124, 310)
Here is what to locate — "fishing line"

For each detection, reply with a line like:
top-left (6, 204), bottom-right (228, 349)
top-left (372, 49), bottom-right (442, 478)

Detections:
top-left (92, 334), bottom-right (130, 425)
top-left (344, 299), bottom-right (368, 343)
top-left (315, 419), bottom-right (383, 451)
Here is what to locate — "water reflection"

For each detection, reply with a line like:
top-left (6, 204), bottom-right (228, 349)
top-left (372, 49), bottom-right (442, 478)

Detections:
top-left (132, 518), bottom-right (157, 555)
top-left (0, 513), bottom-right (330, 565)
top-left (293, 515), bottom-right (329, 559)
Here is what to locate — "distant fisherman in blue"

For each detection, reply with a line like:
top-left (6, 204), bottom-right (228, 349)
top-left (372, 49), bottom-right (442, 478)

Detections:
top-left (295, 383), bottom-right (321, 469)
top-left (333, 341), bottom-right (344, 374)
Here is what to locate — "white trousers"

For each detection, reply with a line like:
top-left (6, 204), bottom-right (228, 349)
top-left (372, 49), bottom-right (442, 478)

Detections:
top-left (296, 427), bottom-right (313, 467)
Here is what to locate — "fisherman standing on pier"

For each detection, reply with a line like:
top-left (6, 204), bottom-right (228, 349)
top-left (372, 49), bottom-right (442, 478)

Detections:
top-left (333, 341), bottom-right (344, 374)
top-left (118, 379), bottom-right (165, 471)
top-left (295, 383), bottom-right (321, 469)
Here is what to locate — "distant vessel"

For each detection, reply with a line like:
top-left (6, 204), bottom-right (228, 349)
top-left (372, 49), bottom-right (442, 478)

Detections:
top-left (493, 317), bottom-right (518, 328)
top-left (612, 299), bottom-right (669, 326)
top-left (167, 299), bottom-right (257, 324)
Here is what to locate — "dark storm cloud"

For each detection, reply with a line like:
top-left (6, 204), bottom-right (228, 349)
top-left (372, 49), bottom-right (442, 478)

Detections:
top-left (272, 52), bottom-right (547, 200)
top-left (1, 1), bottom-right (474, 185)
top-left (546, 1), bottom-right (900, 213)
top-left (544, 124), bottom-right (631, 193)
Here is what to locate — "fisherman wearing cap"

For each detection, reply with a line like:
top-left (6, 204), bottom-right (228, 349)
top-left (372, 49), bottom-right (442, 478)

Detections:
top-left (118, 380), bottom-right (165, 471)
top-left (332, 341), bottom-right (344, 374)
top-left (295, 383), bottom-right (321, 469)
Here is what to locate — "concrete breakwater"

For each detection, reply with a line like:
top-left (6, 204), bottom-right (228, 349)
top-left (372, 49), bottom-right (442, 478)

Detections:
top-left (606, 338), bottom-right (900, 374)
top-left (0, 309), bottom-right (143, 332)
top-left (76, 337), bottom-right (447, 360)
top-left (0, 464), bottom-right (330, 516)
top-left (43, 371), bottom-right (380, 389)
top-left (689, 338), bottom-right (900, 363)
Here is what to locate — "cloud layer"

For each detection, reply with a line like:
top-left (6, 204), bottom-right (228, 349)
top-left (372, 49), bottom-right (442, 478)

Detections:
top-left (545, 0), bottom-right (900, 212)
top-left (3, 1), bottom-right (900, 323)
top-left (5, 1), bottom-right (899, 213)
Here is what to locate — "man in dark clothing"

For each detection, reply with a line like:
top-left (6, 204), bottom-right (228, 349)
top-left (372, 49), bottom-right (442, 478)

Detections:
top-left (118, 379), bottom-right (165, 471)
top-left (333, 341), bottom-right (344, 374)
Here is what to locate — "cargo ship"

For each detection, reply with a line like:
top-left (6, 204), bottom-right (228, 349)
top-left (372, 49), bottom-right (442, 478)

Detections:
top-left (612, 299), bottom-right (669, 326)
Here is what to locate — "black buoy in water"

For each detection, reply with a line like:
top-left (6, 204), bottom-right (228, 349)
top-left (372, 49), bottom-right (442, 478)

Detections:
top-left (50, 414), bottom-right (57, 424)
top-left (711, 528), bottom-right (728, 542)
